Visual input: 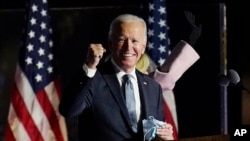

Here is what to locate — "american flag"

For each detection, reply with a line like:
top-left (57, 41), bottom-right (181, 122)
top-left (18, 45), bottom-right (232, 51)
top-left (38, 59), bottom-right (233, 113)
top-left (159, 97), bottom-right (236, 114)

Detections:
top-left (147, 0), bottom-right (170, 66)
top-left (146, 0), bottom-right (178, 139)
top-left (4, 0), bottom-right (68, 140)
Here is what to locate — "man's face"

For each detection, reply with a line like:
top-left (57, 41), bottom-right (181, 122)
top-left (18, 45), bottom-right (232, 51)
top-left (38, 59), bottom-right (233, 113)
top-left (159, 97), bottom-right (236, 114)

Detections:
top-left (109, 22), bottom-right (146, 72)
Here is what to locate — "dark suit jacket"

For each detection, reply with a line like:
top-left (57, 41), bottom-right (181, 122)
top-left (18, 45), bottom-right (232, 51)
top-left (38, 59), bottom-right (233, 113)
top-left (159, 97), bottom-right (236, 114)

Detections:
top-left (59, 60), bottom-right (165, 141)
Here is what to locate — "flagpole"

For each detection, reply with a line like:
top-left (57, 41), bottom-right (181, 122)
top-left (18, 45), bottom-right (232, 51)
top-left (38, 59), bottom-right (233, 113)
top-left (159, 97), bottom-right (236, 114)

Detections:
top-left (220, 3), bottom-right (228, 135)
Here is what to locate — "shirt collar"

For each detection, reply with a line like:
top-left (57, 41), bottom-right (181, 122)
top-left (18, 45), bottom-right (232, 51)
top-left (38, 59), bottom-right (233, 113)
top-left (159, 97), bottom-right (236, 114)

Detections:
top-left (111, 58), bottom-right (137, 81)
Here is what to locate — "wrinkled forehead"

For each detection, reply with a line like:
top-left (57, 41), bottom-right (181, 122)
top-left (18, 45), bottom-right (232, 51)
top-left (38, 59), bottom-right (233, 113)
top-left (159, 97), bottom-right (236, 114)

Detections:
top-left (111, 21), bottom-right (147, 43)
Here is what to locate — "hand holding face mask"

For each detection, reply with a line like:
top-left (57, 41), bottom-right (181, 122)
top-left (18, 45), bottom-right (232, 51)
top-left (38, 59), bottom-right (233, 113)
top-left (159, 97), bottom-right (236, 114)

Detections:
top-left (143, 116), bottom-right (173, 141)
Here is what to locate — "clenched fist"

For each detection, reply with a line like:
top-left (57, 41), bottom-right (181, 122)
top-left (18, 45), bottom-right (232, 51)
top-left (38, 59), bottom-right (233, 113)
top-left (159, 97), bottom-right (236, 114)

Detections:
top-left (86, 44), bottom-right (106, 69)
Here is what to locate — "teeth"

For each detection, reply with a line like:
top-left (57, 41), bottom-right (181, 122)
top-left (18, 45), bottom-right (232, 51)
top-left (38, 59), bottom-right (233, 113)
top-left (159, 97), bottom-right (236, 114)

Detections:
top-left (123, 53), bottom-right (134, 57)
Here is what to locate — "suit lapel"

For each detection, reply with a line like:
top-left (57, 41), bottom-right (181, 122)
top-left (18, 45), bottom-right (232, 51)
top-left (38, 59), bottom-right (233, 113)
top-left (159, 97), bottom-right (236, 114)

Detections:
top-left (104, 74), bottom-right (132, 125)
top-left (136, 71), bottom-right (150, 119)
top-left (100, 59), bottom-right (152, 128)
top-left (99, 60), bottom-right (130, 119)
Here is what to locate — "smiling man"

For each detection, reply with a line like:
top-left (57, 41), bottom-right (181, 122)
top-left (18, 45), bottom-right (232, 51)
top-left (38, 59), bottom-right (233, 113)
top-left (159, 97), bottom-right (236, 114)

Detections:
top-left (59, 14), bottom-right (173, 141)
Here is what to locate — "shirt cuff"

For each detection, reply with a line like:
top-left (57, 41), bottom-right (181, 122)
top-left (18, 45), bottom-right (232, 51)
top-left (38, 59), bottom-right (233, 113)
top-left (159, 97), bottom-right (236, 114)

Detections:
top-left (153, 69), bottom-right (175, 91)
top-left (82, 64), bottom-right (97, 78)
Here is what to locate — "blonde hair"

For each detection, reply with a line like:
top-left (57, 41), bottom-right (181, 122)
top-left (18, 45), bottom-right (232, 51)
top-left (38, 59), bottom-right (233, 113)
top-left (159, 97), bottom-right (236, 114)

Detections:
top-left (136, 54), bottom-right (150, 74)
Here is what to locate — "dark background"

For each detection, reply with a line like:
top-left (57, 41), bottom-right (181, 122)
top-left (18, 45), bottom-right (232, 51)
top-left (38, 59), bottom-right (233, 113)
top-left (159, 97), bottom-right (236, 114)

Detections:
top-left (0, 0), bottom-right (248, 140)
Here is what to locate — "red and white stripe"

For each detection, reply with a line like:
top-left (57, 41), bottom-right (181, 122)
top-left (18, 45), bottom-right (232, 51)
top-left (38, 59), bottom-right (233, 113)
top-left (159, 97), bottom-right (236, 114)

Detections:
top-left (163, 90), bottom-right (178, 140)
top-left (5, 65), bottom-right (67, 141)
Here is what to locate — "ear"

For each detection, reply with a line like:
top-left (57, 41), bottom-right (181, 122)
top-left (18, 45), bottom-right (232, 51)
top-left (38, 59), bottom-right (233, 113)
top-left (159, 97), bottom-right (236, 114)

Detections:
top-left (141, 44), bottom-right (146, 54)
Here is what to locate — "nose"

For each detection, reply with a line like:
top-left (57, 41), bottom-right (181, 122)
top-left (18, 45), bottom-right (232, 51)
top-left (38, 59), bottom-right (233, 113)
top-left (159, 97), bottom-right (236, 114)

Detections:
top-left (123, 39), bottom-right (133, 49)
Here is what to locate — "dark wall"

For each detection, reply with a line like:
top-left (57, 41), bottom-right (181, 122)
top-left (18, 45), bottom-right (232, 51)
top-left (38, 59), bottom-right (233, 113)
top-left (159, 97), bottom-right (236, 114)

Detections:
top-left (168, 3), bottom-right (224, 138)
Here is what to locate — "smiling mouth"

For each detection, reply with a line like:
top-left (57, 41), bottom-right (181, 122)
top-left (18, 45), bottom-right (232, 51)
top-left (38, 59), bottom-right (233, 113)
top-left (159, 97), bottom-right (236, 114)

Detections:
top-left (122, 53), bottom-right (135, 57)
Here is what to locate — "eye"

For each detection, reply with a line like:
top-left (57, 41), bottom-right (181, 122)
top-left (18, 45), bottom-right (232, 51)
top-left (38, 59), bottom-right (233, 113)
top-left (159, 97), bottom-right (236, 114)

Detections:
top-left (118, 38), bottom-right (125, 42)
top-left (132, 39), bottom-right (139, 44)
top-left (116, 37), bottom-right (126, 43)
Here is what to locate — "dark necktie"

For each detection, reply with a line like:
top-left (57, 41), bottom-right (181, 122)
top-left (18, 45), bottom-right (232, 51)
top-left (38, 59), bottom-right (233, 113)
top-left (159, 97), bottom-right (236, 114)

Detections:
top-left (123, 74), bottom-right (137, 133)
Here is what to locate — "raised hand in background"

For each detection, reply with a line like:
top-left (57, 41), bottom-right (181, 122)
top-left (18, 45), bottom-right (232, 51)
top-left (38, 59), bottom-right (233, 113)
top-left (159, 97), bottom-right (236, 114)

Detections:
top-left (184, 10), bottom-right (202, 46)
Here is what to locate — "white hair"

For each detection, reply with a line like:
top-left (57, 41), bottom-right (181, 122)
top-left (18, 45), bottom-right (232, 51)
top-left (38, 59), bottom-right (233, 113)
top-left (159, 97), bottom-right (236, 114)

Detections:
top-left (108, 14), bottom-right (147, 44)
